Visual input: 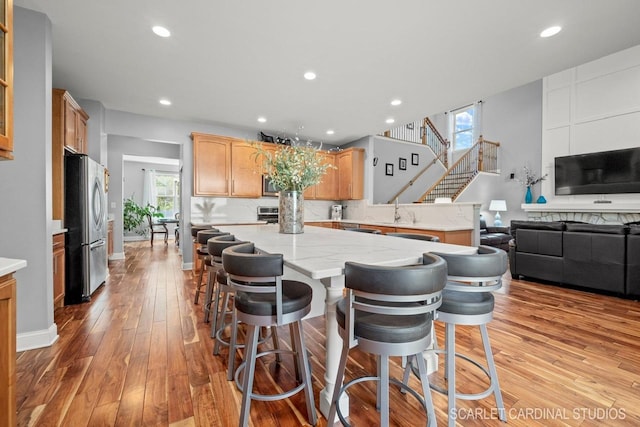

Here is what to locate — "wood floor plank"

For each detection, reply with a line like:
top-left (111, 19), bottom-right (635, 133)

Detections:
top-left (142, 367), bottom-right (169, 426)
top-left (15, 241), bottom-right (640, 426)
top-left (167, 374), bottom-right (193, 424)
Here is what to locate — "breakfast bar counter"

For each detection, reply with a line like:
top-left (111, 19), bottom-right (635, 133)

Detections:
top-left (215, 224), bottom-right (476, 418)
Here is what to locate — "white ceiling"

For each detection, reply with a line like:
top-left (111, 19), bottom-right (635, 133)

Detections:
top-left (15, 0), bottom-right (640, 145)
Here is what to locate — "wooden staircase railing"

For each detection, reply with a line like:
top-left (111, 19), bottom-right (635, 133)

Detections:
top-left (382, 117), bottom-right (449, 168)
top-left (386, 156), bottom-right (440, 204)
top-left (417, 136), bottom-right (500, 203)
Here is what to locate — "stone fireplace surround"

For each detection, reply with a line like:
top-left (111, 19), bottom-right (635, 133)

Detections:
top-left (522, 202), bottom-right (640, 224)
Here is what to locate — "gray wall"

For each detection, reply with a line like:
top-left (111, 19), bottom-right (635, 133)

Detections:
top-left (457, 80), bottom-right (543, 225)
top-left (79, 98), bottom-right (107, 165)
top-left (370, 136), bottom-right (446, 204)
top-left (0, 8), bottom-right (54, 341)
top-left (417, 81), bottom-right (543, 226)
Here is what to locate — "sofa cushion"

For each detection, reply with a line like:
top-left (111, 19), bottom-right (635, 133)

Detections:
top-left (563, 231), bottom-right (626, 293)
top-left (511, 220), bottom-right (566, 232)
top-left (565, 223), bottom-right (628, 235)
top-left (515, 252), bottom-right (563, 283)
top-left (516, 228), bottom-right (563, 257)
top-left (627, 224), bottom-right (640, 235)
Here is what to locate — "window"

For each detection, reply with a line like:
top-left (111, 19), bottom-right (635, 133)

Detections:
top-left (451, 105), bottom-right (474, 151)
top-left (154, 172), bottom-right (179, 218)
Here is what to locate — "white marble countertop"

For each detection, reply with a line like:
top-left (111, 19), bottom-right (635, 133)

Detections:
top-left (304, 219), bottom-right (472, 232)
top-left (0, 257), bottom-right (27, 277)
top-left (215, 224), bottom-right (475, 280)
top-left (52, 228), bottom-right (68, 235)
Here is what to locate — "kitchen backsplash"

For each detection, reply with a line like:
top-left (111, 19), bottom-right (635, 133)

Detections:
top-left (190, 197), bottom-right (336, 223)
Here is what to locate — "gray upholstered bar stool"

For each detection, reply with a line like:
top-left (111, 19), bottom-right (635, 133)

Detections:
top-left (193, 229), bottom-right (228, 304)
top-left (222, 242), bottom-right (317, 427)
top-left (207, 235), bottom-right (281, 381)
top-left (386, 232), bottom-right (440, 242)
top-left (327, 254), bottom-right (448, 427)
top-left (202, 234), bottom-right (244, 324)
top-left (422, 245), bottom-right (508, 427)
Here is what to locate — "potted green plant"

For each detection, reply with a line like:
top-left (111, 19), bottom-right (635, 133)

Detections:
top-left (253, 141), bottom-right (333, 234)
top-left (123, 196), bottom-right (162, 236)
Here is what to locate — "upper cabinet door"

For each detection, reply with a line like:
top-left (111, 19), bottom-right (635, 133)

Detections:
top-left (230, 142), bottom-right (261, 197)
top-left (0, 0), bottom-right (13, 160)
top-left (338, 148), bottom-right (365, 200)
top-left (192, 133), bottom-right (231, 196)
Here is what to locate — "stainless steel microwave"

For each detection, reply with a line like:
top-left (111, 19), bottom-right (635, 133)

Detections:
top-left (262, 175), bottom-right (279, 197)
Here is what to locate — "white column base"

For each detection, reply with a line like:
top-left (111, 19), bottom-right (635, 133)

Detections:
top-left (320, 388), bottom-right (349, 422)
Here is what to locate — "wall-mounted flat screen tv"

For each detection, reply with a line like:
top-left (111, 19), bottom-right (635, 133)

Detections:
top-left (555, 147), bottom-right (640, 195)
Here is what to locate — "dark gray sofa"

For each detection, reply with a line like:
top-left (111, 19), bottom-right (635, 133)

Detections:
top-left (627, 224), bottom-right (640, 296)
top-left (509, 220), bottom-right (637, 297)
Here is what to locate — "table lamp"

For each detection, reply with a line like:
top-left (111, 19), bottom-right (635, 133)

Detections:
top-left (489, 200), bottom-right (507, 226)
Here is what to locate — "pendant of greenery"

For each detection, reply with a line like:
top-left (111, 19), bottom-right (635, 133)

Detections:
top-left (253, 141), bottom-right (333, 191)
top-left (123, 196), bottom-right (163, 235)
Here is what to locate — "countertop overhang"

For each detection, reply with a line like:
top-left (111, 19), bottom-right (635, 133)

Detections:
top-left (0, 257), bottom-right (27, 276)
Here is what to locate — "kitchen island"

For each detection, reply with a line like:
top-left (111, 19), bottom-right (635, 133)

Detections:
top-left (215, 224), bottom-right (476, 418)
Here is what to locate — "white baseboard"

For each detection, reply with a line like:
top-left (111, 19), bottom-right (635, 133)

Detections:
top-left (17, 323), bottom-right (59, 351)
top-left (183, 262), bottom-right (193, 270)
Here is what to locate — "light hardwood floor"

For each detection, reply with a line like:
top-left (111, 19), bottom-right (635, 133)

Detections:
top-left (16, 241), bottom-right (640, 426)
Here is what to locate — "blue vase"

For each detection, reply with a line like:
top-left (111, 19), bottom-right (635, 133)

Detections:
top-left (525, 186), bottom-right (533, 204)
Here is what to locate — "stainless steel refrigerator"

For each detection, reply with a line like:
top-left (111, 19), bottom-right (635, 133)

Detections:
top-left (64, 153), bottom-right (108, 304)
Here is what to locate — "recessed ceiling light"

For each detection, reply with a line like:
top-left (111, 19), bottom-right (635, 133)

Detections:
top-left (326, 130), bottom-right (335, 135)
top-left (304, 71), bottom-right (316, 80)
top-left (159, 98), bottom-right (171, 106)
top-left (257, 117), bottom-right (267, 123)
top-left (390, 99), bottom-right (402, 106)
top-left (385, 118), bottom-right (395, 124)
top-left (152, 26), bottom-right (171, 38)
top-left (540, 26), bottom-right (561, 38)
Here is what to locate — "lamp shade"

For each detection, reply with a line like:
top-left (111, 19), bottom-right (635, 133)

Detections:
top-left (489, 200), bottom-right (507, 212)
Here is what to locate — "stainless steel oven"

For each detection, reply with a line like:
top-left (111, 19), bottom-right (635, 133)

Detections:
top-left (262, 175), bottom-right (279, 197)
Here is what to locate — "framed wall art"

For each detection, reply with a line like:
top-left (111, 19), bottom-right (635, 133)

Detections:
top-left (399, 157), bottom-right (407, 170)
top-left (385, 163), bottom-right (394, 176)
top-left (411, 153), bottom-right (419, 165)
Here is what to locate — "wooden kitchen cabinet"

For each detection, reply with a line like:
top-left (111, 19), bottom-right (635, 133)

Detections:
top-left (192, 132), bottom-right (231, 196)
top-left (230, 142), bottom-right (261, 197)
top-left (52, 233), bottom-right (65, 308)
top-left (394, 226), bottom-right (472, 245)
top-left (337, 148), bottom-right (365, 200)
top-left (52, 89), bottom-right (90, 220)
top-left (192, 133), bottom-right (266, 197)
top-left (305, 221), bottom-right (335, 229)
top-left (54, 89), bottom-right (88, 154)
top-left (304, 151), bottom-right (337, 200)
top-left (0, 0), bottom-right (13, 161)
top-left (0, 271), bottom-right (16, 427)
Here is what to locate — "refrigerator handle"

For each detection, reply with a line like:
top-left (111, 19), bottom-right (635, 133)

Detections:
top-left (90, 240), bottom-right (106, 250)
